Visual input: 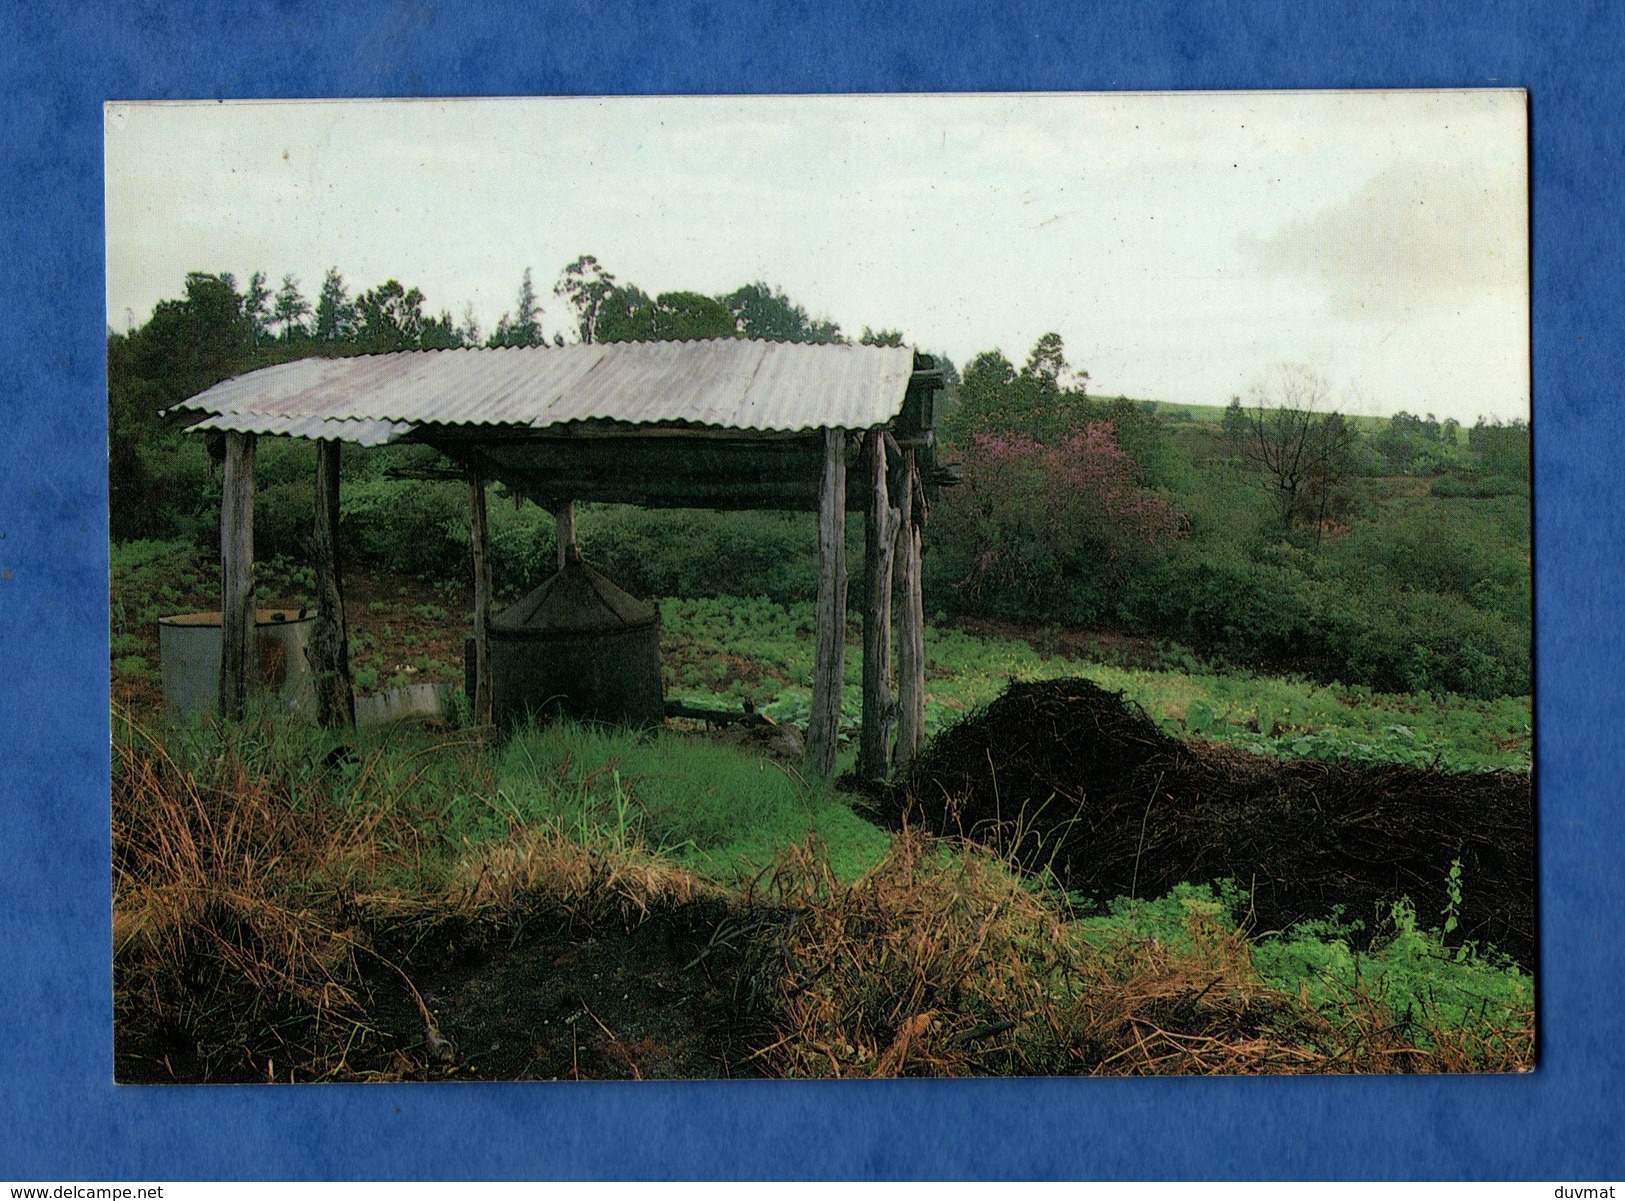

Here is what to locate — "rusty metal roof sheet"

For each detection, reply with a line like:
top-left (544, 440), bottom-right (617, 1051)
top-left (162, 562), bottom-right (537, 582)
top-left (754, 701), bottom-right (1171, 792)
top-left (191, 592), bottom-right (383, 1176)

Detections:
top-left (174, 341), bottom-right (917, 442)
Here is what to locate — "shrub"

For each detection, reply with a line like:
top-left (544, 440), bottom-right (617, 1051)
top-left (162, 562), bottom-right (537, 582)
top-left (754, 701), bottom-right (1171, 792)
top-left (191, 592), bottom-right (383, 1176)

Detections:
top-left (339, 478), bottom-right (469, 577)
top-left (930, 425), bottom-right (1187, 623)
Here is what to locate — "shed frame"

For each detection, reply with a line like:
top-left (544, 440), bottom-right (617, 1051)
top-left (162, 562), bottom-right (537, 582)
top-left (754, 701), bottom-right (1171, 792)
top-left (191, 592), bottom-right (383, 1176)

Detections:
top-left (175, 340), bottom-right (949, 779)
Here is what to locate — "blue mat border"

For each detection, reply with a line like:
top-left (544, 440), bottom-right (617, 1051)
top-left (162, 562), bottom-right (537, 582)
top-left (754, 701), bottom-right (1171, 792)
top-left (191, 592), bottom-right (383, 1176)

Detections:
top-left (1, 0), bottom-right (1620, 1181)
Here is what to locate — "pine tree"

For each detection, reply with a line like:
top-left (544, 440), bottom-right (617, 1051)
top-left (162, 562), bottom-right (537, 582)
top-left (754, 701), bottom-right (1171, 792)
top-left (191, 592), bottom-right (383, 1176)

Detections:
top-left (315, 267), bottom-right (357, 342)
top-left (272, 274), bottom-right (311, 341)
top-left (244, 270), bottom-right (273, 345)
top-left (488, 268), bottom-right (545, 347)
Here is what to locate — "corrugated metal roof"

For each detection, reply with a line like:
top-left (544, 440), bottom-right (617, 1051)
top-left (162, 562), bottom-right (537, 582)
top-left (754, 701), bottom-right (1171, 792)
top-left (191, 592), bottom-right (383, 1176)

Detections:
top-left (182, 412), bottom-right (413, 447)
top-left (173, 341), bottom-right (917, 442)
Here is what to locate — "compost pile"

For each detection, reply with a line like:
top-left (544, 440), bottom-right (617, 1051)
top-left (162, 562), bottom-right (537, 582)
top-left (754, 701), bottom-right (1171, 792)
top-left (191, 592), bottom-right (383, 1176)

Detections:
top-left (888, 679), bottom-right (1535, 968)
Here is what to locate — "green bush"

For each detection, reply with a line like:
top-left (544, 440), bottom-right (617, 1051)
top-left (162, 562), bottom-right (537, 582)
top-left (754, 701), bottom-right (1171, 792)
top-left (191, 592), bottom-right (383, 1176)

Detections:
top-left (576, 507), bottom-right (821, 604)
top-left (339, 478), bottom-right (469, 577)
top-left (110, 539), bottom-right (212, 633)
top-left (1103, 538), bottom-right (1528, 700)
top-left (254, 479), bottom-right (315, 562)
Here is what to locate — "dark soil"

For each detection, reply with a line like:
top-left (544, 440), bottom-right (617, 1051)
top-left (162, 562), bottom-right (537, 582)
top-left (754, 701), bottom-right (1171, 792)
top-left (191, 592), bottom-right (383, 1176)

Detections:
top-left (369, 904), bottom-right (772, 1082)
top-left (115, 902), bottom-right (778, 1084)
top-left (883, 677), bottom-right (1536, 970)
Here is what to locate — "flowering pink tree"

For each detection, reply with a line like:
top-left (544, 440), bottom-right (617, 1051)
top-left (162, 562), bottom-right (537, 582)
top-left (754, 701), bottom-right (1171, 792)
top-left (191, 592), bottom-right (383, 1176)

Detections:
top-left (936, 422), bottom-right (1188, 615)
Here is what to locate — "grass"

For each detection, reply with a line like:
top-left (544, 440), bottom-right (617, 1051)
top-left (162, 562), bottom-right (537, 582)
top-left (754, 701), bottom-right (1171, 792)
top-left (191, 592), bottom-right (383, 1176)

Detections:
top-left (1079, 881), bottom-right (1533, 1056)
top-left (749, 834), bottom-right (1532, 1077)
top-left (130, 702), bottom-right (887, 891)
top-left (660, 596), bottom-right (1533, 772)
top-left (491, 721), bottom-right (890, 883)
top-left (112, 703), bottom-right (724, 1081)
top-left (113, 538), bottom-right (1531, 772)
top-left (113, 701), bottom-right (1533, 1080)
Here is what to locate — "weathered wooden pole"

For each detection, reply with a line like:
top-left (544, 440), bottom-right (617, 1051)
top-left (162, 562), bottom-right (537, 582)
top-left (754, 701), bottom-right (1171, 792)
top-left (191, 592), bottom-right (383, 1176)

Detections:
top-left (219, 431), bottom-right (257, 720)
top-left (893, 445), bottom-right (927, 770)
top-left (553, 500), bottom-right (576, 571)
top-left (311, 439), bottom-right (354, 728)
top-left (805, 428), bottom-right (848, 779)
top-left (858, 428), bottom-right (898, 779)
top-left (467, 467), bottom-right (494, 726)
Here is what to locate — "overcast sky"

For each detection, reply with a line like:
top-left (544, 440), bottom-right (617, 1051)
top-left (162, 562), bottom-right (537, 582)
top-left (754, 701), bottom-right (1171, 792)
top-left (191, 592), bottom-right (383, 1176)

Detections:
top-left (104, 91), bottom-right (1528, 423)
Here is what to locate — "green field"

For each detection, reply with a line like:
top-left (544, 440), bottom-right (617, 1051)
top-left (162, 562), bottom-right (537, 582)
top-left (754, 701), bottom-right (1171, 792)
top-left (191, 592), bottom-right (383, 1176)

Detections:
top-left (660, 594), bottom-right (1532, 773)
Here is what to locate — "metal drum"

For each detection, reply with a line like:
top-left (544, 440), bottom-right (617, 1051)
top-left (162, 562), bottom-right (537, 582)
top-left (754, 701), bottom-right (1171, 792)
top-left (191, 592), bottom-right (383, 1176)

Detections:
top-left (157, 609), bottom-right (317, 718)
top-left (487, 548), bottom-right (663, 730)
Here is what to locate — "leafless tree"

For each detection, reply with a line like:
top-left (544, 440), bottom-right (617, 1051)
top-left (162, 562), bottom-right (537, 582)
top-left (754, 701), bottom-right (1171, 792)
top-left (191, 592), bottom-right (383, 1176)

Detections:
top-left (1240, 366), bottom-right (1355, 544)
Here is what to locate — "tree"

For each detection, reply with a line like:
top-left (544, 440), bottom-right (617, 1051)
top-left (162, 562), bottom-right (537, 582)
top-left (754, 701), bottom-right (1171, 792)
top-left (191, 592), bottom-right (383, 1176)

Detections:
top-left (420, 308), bottom-right (462, 350)
top-left (1021, 331), bottom-right (1065, 386)
top-left (456, 301), bottom-right (482, 349)
top-left (933, 424), bottom-right (1187, 618)
top-left (1470, 416), bottom-right (1531, 482)
top-left (126, 271), bottom-right (253, 402)
top-left (942, 335), bottom-right (1097, 445)
top-left (591, 282), bottom-right (656, 343)
top-left (1376, 411), bottom-right (1423, 473)
top-left (860, 326), bottom-right (905, 347)
top-left (1238, 365), bottom-right (1354, 540)
top-left (942, 349), bottom-right (1018, 442)
top-left (243, 271), bottom-right (273, 345)
top-left (647, 290), bottom-right (736, 341)
top-left (108, 271), bottom-right (254, 539)
top-left (554, 255), bottom-right (618, 343)
top-left (353, 279), bottom-right (459, 351)
top-left (1222, 395), bottom-right (1249, 447)
top-left (354, 280), bottom-right (422, 351)
top-left (725, 282), bottom-right (841, 343)
top-left (1020, 331), bottom-right (1089, 395)
top-left (271, 273), bottom-right (311, 341)
top-left (487, 268), bottom-right (545, 347)
top-left (315, 267), bottom-right (358, 343)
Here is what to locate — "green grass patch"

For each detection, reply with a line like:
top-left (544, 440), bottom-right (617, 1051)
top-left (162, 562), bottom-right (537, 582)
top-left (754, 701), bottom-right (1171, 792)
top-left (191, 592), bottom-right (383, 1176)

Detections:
top-left (492, 721), bottom-right (889, 883)
top-left (660, 597), bottom-right (1532, 771)
top-left (1079, 880), bottom-right (1533, 1047)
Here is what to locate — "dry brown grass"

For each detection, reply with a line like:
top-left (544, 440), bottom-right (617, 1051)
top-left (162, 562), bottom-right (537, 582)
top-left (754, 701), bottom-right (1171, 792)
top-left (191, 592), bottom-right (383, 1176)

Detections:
top-left (112, 708), bottom-right (724, 1081)
top-left (113, 712), bottom-right (399, 1079)
top-left (741, 831), bottom-right (1534, 1078)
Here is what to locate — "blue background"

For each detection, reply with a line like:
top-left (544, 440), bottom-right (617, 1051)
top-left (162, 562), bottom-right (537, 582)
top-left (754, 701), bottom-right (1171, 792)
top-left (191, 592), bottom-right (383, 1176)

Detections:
top-left (2, 0), bottom-right (1621, 1181)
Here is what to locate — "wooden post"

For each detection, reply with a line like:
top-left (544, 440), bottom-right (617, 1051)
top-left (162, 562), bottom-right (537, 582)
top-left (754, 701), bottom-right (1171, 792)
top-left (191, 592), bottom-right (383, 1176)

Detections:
top-left (311, 439), bottom-right (354, 728)
top-left (894, 446), bottom-right (926, 770)
top-left (805, 428), bottom-right (848, 779)
top-left (467, 467), bottom-right (493, 726)
top-left (553, 500), bottom-right (576, 572)
top-left (219, 431), bottom-right (257, 720)
top-left (858, 429), bottom-right (898, 779)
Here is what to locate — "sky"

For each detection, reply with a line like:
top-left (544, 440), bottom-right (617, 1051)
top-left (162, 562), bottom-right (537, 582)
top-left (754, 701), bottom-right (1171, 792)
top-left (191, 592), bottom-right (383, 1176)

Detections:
top-left (104, 92), bottom-right (1529, 423)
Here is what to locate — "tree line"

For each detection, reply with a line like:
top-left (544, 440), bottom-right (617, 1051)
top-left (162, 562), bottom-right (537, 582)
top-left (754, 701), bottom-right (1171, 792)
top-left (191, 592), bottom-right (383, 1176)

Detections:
top-left (107, 257), bottom-right (935, 541)
top-left (147, 257), bottom-right (907, 356)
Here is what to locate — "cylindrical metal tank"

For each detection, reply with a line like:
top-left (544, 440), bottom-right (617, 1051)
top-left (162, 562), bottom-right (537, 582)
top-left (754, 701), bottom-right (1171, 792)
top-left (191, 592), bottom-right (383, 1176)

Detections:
top-left (157, 609), bottom-right (317, 718)
top-left (488, 548), bottom-right (664, 730)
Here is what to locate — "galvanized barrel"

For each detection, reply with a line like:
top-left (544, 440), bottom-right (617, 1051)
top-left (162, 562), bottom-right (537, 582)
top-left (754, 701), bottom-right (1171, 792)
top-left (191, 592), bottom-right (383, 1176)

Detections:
top-left (157, 609), bottom-right (317, 718)
top-left (486, 550), bottom-right (663, 730)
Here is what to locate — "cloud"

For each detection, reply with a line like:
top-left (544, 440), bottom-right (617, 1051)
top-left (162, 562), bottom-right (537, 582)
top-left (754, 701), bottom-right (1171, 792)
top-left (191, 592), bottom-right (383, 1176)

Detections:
top-left (1244, 158), bottom-right (1527, 319)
